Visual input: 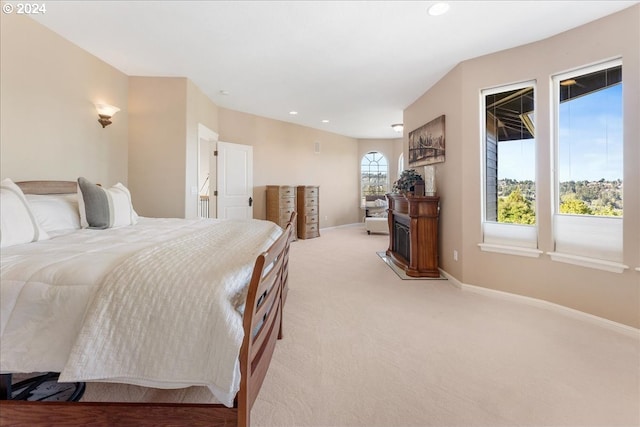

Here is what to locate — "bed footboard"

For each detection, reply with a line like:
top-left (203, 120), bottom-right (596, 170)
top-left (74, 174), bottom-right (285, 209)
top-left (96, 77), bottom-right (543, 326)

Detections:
top-left (237, 214), bottom-right (295, 427)
top-left (0, 401), bottom-right (237, 426)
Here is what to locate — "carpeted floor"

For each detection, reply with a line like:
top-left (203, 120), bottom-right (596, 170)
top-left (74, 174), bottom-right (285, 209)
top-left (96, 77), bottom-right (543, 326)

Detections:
top-left (83, 224), bottom-right (640, 426)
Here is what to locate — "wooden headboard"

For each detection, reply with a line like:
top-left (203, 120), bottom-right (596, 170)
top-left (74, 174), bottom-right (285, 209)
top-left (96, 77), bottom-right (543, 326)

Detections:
top-left (16, 181), bottom-right (77, 195)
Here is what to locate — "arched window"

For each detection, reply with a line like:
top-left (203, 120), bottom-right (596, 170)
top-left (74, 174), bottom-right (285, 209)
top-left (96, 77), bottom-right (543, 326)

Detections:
top-left (361, 152), bottom-right (388, 197)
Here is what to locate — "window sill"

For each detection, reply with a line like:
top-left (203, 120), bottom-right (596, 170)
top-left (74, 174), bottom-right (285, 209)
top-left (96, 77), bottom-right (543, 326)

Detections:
top-left (478, 243), bottom-right (543, 258)
top-left (547, 252), bottom-right (628, 274)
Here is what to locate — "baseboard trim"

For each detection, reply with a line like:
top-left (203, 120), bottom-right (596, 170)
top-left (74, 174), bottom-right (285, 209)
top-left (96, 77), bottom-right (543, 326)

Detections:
top-left (439, 269), bottom-right (463, 289)
top-left (320, 222), bottom-right (365, 231)
top-left (439, 269), bottom-right (639, 338)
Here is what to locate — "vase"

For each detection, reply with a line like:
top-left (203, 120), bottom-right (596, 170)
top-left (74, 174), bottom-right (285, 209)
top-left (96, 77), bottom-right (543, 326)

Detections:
top-left (424, 165), bottom-right (436, 196)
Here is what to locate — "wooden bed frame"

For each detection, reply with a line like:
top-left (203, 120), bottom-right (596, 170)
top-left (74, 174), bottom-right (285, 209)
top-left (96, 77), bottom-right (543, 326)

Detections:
top-left (0, 181), bottom-right (296, 427)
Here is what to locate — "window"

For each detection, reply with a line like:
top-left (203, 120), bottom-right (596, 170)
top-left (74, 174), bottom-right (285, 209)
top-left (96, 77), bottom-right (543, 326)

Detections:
top-left (480, 82), bottom-right (540, 256)
top-left (361, 152), bottom-right (388, 198)
top-left (556, 63), bottom-right (623, 217)
top-left (398, 153), bottom-right (404, 179)
top-left (550, 59), bottom-right (625, 271)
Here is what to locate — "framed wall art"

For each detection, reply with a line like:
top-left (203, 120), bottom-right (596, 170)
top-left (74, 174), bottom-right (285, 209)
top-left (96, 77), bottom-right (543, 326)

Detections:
top-left (408, 115), bottom-right (445, 167)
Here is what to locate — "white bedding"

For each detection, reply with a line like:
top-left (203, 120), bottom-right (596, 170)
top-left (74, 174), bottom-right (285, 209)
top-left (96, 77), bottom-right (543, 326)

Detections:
top-left (0, 217), bottom-right (283, 407)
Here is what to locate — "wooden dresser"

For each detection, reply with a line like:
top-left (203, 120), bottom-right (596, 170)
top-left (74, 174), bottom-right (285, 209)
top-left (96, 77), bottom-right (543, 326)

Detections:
top-left (266, 186), bottom-right (297, 235)
top-left (296, 186), bottom-right (320, 239)
top-left (386, 193), bottom-right (440, 277)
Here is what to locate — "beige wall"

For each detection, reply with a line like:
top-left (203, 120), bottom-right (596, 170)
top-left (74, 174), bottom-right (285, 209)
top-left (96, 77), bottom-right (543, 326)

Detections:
top-left (218, 108), bottom-right (360, 227)
top-left (404, 65), bottom-right (465, 280)
top-left (405, 5), bottom-right (640, 327)
top-left (0, 13), bottom-right (128, 185)
top-left (128, 77), bottom-right (188, 218)
top-left (127, 77), bottom-right (219, 219)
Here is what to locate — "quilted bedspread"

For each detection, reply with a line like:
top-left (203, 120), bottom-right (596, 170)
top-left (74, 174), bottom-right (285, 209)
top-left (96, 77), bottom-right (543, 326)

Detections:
top-left (1, 217), bottom-right (282, 407)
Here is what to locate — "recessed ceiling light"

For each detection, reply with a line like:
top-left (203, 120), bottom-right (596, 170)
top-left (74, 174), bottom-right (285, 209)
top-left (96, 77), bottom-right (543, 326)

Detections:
top-left (428, 2), bottom-right (450, 16)
top-left (289, 111), bottom-right (298, 115)
top-left (219, 90), bottom-right (230, 95)
top-left (322, 119), bottom-right (330, 123)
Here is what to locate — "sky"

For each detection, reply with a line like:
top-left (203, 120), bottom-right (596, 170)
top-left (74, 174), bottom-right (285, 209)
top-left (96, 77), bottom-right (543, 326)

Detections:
top-left (498, 84), bottom-right (623, 182)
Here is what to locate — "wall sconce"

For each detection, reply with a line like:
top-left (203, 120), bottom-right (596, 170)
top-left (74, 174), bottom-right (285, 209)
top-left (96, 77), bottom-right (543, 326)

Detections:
top-left (95, 103), bottom-right (120, 128)
top-left (391, 123), bottom-right (404, 133)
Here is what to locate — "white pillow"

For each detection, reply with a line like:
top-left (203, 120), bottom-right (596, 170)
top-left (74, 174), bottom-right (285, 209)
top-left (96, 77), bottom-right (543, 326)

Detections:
top-left (26, 194), bottom-right (81, 233)
top-left (77, 177), bottom-right (138, 229)
top-left (0, 178), bottom-right (50, 247)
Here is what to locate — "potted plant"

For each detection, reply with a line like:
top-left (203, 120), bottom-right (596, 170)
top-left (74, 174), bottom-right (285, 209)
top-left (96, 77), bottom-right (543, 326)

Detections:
top-left (392, 169), bottom-right (424, 195)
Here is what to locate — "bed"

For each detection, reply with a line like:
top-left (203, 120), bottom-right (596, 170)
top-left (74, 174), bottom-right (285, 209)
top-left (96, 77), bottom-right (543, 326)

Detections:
top-left (0, 179), bottom-right (295, 426)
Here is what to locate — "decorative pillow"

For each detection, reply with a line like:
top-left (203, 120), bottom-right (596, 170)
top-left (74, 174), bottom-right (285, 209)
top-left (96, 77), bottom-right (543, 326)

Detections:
top-left (77, 177), bottom-right (138, 229)
top-left (0, 178), bottom-right (50, 247)
top-left (26, 194), bottom-right (81, 234)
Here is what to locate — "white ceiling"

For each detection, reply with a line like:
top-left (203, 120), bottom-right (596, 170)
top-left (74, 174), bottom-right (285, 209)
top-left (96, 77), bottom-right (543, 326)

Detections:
top-left (30, 0), bottom-right (638, 139)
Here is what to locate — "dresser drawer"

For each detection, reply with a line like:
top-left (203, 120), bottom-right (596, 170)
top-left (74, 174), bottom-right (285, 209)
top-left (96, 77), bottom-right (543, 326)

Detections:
top-left (278, 186), bottom-right (295, 198)
top-left (280, 208), bottom-right (295, 222)
top-left (303, 197), bottom-right (318, 207)
top-left (304, 187), bottom-right (318, 198)
top-left (304, 223), bottom-right (319, 235)
top-left (280, 197), bottom-right (295, 209)
top-left (304, 205), bottom-right (318, 215)
top-left (305, 214), bottom-right (318, 224)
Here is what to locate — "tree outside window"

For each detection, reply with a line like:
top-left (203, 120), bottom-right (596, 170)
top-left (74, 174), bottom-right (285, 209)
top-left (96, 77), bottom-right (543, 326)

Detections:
top-left (557, 64), bottom-right (623, 217)
top-left (484, 84), bottom-right (536, 225)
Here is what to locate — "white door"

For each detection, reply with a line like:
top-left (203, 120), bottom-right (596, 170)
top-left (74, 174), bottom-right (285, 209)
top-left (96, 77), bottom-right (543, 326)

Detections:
top-left (217, 141), bottom-right (253, 219)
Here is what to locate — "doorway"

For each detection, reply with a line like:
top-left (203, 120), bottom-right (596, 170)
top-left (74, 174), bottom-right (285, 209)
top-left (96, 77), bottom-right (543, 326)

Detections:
top-left (197, 125), bottom-right (254, 220)
top-left (197, 124), bottom-right (218, 218)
